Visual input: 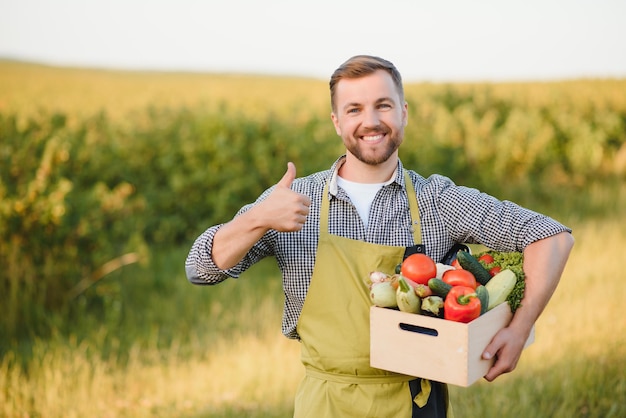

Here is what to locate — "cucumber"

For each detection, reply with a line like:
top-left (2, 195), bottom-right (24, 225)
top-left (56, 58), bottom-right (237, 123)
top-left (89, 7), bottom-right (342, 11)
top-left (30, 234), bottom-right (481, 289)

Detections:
top-left (456, 250), bottom-right (492, 285)
top-left (428, 278), bottom-right (452, 299)
top-left (485, 269), bottom-right (517, 310)
top-left (475, 285), bottom-right (490, 315)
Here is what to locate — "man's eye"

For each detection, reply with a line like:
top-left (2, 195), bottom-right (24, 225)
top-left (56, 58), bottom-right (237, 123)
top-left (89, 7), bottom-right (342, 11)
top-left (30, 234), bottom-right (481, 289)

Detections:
top-left (347, 108), bottom-right (360, 114)
top-left (378, 103), bottom-right (392, 109)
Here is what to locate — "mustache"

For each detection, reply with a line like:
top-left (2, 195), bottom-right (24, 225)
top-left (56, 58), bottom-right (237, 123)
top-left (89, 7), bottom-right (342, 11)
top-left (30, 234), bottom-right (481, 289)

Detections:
top-left (357, 126), bottom-right (388, 135)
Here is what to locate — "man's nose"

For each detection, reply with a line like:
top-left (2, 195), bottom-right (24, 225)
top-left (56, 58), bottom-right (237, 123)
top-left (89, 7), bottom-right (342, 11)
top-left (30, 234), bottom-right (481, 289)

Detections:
top-left (362, 108), bottom-right (380, 127)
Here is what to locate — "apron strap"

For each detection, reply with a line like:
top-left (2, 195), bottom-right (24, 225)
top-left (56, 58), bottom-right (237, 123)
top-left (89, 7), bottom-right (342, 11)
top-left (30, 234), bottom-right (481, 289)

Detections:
top-left (305, 367), bottom-right (414, 384)
top-left (320, 181), bottom-right (331, 236)
top-left (403, 170), bottom-right (421, 245)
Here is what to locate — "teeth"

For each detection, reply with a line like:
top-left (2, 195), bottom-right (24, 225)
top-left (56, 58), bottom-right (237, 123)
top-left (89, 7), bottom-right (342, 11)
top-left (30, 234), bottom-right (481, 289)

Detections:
top-left (362, 134), bottom-right (384, 141)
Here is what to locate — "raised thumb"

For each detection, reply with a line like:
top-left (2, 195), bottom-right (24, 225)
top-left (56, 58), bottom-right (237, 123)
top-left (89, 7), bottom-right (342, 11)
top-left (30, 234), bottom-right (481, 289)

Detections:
top-left (277, 162), bottom-right (296, 188)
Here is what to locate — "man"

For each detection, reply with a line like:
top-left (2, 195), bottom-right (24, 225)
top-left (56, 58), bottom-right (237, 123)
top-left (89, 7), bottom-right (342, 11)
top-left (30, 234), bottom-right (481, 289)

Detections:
top-left (185, 55), bottom-right (574, 417)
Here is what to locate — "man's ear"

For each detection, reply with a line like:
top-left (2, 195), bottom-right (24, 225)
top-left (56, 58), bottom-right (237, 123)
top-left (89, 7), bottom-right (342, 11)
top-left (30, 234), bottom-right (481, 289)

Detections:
top-left (403, 102), bottom-right (409, 127)
top-left (331, 112), bottom-right (342, 135)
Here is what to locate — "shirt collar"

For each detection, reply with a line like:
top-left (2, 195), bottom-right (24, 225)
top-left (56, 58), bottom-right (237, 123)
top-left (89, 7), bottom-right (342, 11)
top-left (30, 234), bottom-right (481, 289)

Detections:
top-left (327, 155), bottom-right (406, 197)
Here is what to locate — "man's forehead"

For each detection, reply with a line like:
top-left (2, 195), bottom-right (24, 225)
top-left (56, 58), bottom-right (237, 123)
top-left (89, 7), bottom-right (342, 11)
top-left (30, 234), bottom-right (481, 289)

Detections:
top-left (334, 71), bottom-right (401, 105)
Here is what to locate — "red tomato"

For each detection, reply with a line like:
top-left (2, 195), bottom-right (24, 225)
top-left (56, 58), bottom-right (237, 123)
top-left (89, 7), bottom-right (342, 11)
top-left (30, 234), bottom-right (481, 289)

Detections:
top-left (442, 269), bottom-right (477, 289)
top-left (451, 258), bottom-right (462, 269)
top-left (478, 254), bottom-right (494, 264)
top-left (489, 266), bottom-right (502, 277)
top-left (401, 254), bottom-right (437, 285)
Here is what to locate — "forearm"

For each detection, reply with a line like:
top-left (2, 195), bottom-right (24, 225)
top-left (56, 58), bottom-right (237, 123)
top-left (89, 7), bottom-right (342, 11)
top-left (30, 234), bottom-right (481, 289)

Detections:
top-left (510, 231), bottom-right (575, 335)
top-left (212, 206), bottom-right (271, 270)
top-left (482, 231), bottom-right (574, 381)
top-left (185, 213), bottom-right (272, 285)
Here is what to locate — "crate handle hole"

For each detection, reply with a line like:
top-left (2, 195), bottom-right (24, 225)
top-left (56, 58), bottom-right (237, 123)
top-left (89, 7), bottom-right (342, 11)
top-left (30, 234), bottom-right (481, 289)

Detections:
top-left (398, 323), bottom-right (439, 337)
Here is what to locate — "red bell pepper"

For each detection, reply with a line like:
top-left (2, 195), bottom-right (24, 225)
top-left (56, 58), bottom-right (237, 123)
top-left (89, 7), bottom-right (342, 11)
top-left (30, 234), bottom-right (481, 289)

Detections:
top-left (444, 285), bottom-right (481, 323)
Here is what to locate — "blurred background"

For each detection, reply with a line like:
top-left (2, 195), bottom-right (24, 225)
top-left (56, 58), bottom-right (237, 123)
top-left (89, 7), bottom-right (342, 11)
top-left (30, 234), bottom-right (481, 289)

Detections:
top-left (1, 1), bottom-right (625, 417)
top-left (2, 0), bottom-right (626, 82)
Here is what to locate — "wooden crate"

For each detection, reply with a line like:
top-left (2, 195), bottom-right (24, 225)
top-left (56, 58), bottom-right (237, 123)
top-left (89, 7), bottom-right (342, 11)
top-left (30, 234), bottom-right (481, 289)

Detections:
top-left (370, 303), bottom-right (535, 387)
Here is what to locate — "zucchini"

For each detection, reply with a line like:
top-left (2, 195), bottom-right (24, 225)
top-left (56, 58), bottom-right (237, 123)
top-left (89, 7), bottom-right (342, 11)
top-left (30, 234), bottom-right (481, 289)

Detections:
top-left (396, 277), bottom-right (421, 314)
top-left (428, 278), bottom-right (452, 299)
top-left (456, 250), bottom-right (492, 285)
top-left (485, 269), bottom-right (517, 310)
top-left (475, 285), bottom-right (490, 315)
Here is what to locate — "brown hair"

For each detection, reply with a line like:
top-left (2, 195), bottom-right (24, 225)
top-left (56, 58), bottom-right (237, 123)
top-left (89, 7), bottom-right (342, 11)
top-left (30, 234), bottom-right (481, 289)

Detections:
top-left (329, 55), bottom-right (404, 112)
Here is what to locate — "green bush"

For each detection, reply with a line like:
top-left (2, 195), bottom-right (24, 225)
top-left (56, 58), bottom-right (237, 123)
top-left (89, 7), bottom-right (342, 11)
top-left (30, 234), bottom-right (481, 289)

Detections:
top-left (0, 113), bottom-right (147, 342)
top-left (1, 82), bottom-right (625, 344)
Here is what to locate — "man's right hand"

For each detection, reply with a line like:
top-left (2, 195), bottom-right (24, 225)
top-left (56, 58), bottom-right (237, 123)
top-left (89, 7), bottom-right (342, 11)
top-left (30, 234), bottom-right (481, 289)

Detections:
top-left (259, 162), bottom-right (311, 232)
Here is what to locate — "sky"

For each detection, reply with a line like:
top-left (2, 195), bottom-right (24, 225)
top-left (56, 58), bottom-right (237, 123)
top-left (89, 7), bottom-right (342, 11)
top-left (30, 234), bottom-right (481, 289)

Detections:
top-left (1, 0), bottom-right (625, 82)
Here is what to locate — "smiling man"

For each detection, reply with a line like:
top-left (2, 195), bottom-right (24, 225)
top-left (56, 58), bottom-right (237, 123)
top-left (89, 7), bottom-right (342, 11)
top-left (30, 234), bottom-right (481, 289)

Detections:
top-left (185, 55), bottom-right (574, 417)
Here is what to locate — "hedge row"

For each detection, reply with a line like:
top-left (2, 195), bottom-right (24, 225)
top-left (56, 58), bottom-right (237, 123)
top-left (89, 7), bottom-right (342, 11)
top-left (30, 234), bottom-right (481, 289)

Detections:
top-left (1, 83), bottom-right (625, 339)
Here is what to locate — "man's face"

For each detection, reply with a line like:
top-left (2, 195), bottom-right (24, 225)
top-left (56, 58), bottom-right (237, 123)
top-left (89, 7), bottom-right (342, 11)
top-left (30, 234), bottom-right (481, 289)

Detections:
top-left (331, 70), bottom-right (408, 166)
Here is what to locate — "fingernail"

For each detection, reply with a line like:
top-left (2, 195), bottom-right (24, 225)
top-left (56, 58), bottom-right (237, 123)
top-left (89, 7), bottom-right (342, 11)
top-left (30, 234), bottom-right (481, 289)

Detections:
top-left (483, 352), bottom-right (492, 360)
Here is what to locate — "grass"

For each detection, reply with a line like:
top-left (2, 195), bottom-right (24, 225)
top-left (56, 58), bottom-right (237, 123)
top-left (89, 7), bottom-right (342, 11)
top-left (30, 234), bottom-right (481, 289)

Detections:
top-left (1, 253), bottom-right (303, 418)
top-left (1, 328), bottom-right (302, 418)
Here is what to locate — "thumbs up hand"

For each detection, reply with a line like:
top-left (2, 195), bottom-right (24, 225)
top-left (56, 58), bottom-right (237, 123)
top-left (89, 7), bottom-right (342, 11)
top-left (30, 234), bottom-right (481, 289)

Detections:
top-left (260, 162), bottom-right (311, 232)
top-left (210, 162), bottom-right (311, 269)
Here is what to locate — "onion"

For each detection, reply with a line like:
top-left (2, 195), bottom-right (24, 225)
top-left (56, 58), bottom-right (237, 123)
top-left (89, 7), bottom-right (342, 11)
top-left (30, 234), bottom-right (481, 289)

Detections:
top-left (369, 271), bottom-right (390, 284)
top-left (435, 263), bottom-right (456, 280)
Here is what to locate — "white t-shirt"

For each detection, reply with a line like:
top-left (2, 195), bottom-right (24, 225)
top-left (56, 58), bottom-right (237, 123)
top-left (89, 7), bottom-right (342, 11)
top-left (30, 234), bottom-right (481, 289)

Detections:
top-left (337, 176), bottom-right (394, 228)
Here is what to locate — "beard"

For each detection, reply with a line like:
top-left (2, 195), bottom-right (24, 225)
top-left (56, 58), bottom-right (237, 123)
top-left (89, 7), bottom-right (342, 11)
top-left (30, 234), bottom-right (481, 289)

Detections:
top-left (343, 126), bottom-right (403, 166)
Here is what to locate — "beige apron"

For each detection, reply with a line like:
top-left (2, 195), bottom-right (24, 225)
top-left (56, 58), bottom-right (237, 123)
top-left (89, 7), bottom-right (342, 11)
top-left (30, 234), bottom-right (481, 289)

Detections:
top-left (294, 172), bottom-right (451, 418)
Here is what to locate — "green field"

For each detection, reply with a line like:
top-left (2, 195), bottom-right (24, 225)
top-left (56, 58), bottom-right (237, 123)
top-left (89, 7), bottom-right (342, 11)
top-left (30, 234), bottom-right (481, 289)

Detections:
top-left (1, 61), bottom-right (625, 417)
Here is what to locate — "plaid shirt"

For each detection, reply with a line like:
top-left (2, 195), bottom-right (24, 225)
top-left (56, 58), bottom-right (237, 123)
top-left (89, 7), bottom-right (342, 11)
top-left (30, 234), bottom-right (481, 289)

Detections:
top-left (185, 156), bottom-right (570, 339)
